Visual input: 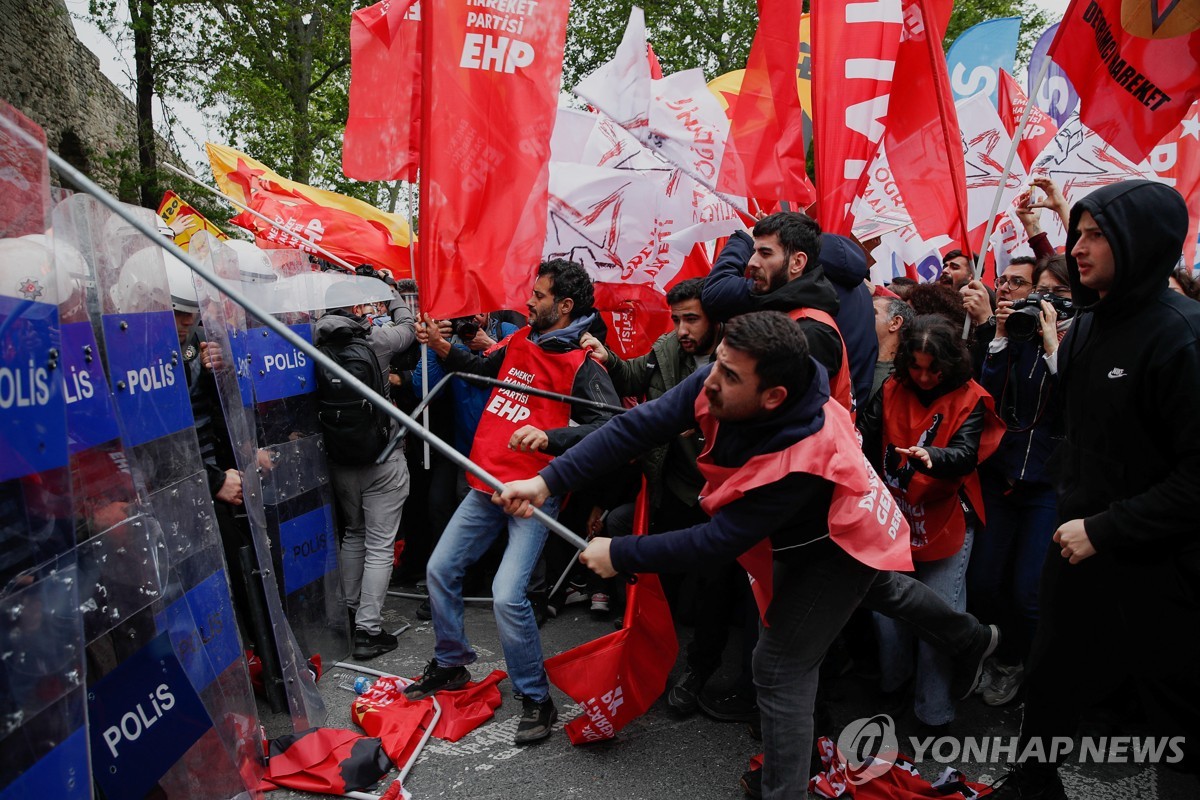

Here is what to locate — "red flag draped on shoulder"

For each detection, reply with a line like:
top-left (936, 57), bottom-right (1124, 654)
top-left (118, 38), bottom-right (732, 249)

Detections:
top-left (811, 0), bottom-right (904, 234)
top-left (716, 0), bottom-right (816, 207)
top-left (997, 68), bottom-right (1059, 173)
top-left (1048, 0), bottom-right (1200, 163)
top-left (880, 0), bottom-right (970, 250)
top-left (417, 0), bottom-right (570, 319)
top-left (344, 0), bottom-right (422, 181)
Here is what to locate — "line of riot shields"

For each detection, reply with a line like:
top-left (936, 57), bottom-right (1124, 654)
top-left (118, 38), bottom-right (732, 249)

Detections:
top-left (0, 103), bottom-right (370, 798)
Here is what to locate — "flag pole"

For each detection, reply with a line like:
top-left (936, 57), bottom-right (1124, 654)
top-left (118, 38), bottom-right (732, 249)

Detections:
top-left (162, 162), bottom-right (362, 274)
top-left (962, 55), bottom-right (1053, 339)
top-left (405, 177), bottom-right (430, 470)
top-left (51, 150), bottom-right (590, 553)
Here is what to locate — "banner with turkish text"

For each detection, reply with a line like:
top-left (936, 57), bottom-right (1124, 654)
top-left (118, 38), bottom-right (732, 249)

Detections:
top-left (418, 0), bottom-right (570, 318)
top-left (344, 0), bottom-right (422, 181)
top-left (157, 190), bottom-right (227, 251)
top-left (811, 0), bottom-right (904, 234)
top-left (997, 68), bottom-right (1059, 172)
top-left (1048, 0), bottom-right (1200, 162)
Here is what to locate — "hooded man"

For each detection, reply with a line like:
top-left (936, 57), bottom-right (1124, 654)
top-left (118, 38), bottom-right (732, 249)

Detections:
top-left (403, 259), bottom-right (620, 747)
top-left (988, 180), bottom-right (1200, 798)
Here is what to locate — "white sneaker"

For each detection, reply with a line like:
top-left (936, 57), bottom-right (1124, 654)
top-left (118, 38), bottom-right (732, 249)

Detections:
top-left (590, 592), bottom-right (610, 613)
top-left (983, 662), bottom-right (1024, 706)
top-left (975, 656), bottom-right (999, 696)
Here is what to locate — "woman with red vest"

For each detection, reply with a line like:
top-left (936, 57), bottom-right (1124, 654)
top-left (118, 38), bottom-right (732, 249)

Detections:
top-left (858, 314), bottom-right (1004, 730)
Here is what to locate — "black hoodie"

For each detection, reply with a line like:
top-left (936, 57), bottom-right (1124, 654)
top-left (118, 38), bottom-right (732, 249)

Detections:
top-left (1055, 180), bottom-right (1200, 563)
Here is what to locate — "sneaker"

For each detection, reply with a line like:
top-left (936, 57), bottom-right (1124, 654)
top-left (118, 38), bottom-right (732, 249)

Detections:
top-left (353, 628), bottom-right (398, 660)
top-left (987, 764), bottom-right (1067, 799)
top-left (951, 623), bottom-right (1000, 700)
top-left (698, 685), bottom-right (759, 723)
top-left (513, 696), bottom-right (557, 745)
top-left (740, 767), bottom-right (762, 799)
top-left (983, 662), bottom-right (1025, 707)
top-left (975, 656), bottom-right (999, 696)
top-left (402, 657), bottom-right (470, 700)
top-left (666, 666), bottom-right (709, 716)
top-left (416, 599), bottom-right (432, 621)
top-left (590, 592), bottom-right (610, 614)
top-left (563, 586), bottom-right (590, 606)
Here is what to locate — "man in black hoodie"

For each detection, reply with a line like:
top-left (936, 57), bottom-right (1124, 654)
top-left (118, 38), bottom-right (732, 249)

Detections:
top-left (989, 180), bottom-right (1200, 798)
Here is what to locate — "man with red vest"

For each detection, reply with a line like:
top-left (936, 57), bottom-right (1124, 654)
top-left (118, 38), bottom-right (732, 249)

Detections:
top-left (702, 212), bottom-right (858, 416)
top-left (403, 259), bottom-right (620, 746)
top-left (498, 312), bottom-right (910, 798)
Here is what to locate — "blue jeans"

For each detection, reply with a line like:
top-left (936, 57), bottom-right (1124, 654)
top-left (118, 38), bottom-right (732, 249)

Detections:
top-left (875, 526), bottom-right (974, 726)
top-left (968, 475), bottom-right (1057, 659)
top-left (426, 489), bottom-right (560, 702)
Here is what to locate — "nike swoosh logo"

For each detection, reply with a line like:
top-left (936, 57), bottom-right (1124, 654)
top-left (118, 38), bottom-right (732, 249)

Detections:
top-left (1108, 368), bottom-right (1127, 379)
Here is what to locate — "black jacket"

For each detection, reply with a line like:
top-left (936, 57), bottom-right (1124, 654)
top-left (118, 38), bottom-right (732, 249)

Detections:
top-left (820, 233), bottom-right (878, 404)
top-left (1055, 180), bottom-right (1200, 563)
top-left (701, 230), bottom-right (845, 375)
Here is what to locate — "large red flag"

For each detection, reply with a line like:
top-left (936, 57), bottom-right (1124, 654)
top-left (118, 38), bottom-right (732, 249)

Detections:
top-left (716, 0), bottom-right (816, 206)
top-left (343, 0), bottom-right (421, 181)
top-left (997, 68), bottom-right (1059, 173)
top-left (592, 282), bottom-right (673, 361)
top-left (418, 0), bottom-right (570, 319)
top-left (1048, 0), bottom-right (1200, 164)
top-left (811, 0), bottom-right (904, 234)
top-left (1150, 102), bottom-right (1200, 266)
top-left (545, 481), bottom-right (678, 744)
top-left (879, 0), bottom-right (970, 251)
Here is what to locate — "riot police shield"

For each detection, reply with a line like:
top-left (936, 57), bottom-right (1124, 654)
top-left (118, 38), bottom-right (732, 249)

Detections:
top-left (191, 234), bottom-right (351, 729)
top-left (0, 102), bottom-right (88, 800)
top-left (55, 193), bottom-right (263, 798)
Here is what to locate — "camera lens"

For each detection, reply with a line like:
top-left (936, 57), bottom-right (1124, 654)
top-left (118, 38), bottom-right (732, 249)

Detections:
top-left (1006, 306), bottom-right (1041, 340)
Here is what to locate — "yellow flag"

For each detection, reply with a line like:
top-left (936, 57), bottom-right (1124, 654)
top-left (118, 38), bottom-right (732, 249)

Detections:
top-left (157, 190), bottom-right (227, 251)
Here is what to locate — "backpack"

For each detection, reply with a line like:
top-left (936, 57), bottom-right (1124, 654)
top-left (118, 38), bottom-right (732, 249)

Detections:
top-left (315, 329), bottom-right (392, 466)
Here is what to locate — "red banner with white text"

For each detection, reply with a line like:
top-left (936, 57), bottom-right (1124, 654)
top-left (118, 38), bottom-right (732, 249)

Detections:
top-left (811, 0), bottom-right (904, 234)
top-left (344, 0), bottom-right (422, 182)
top-left (997, 68), bottom-right (1058, 173)
top-left (1049, 0), bottom-right (1200, 164)
top-left (418, 0), bottom-right (570, 319)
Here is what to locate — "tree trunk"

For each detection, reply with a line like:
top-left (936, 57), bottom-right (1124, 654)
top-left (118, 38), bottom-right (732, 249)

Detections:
top-left (129, 0), bottom-right (159, 208)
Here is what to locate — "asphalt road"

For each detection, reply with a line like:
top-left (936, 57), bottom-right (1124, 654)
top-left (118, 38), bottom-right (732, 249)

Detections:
top-left (264, 581), bottom-right (1198, 800)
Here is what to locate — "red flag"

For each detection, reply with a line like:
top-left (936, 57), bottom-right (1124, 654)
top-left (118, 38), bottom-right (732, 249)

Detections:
top-left (716, 1), bottom-right (816, 206)
top-left (880, 0), bottom-right (970, 251)
top-left (352, 671), bottom-right (507, 767)
top-left (592, 282), bottom-right (672, 361)
top-left (417, 0), bottom-right (571, 319)
top-left (997, 69), bottom-right (1059, 173)
top-left (343, 0), bottom-right (422, 181)
top-left (259, 728), bottom-right (391, 794)
top-left (230, 188), bottom-right (413, 278)
top-left (1150, 102), bottom-right (1200, 266)
top-left (545, 481), bottom-right (678, 744)
top-left (1048, 0), bottom-right (1200, 164)
top-left (811, 0), bottom-right (904, 235)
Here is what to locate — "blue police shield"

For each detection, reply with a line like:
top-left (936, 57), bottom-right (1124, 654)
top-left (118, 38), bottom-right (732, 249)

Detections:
top-left (55, 194), bottom-right (263, 797)
top-left (192, 234), bottom-right (355, 729)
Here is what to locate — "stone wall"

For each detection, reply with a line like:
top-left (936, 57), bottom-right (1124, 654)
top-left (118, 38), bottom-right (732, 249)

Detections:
top-left (0, 0), bottom-right (184, 202)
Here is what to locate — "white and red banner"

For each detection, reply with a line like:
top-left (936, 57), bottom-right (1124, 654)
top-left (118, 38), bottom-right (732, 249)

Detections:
top-left (1149, 102), bottom-right (1200, 266)
top-left (417, 0), bottom-right (570, 318)
top-left (957, 91), bottom-right (1028, 261)
top-left (811, 0), bottom-right (904, 234)
top-left (343, 0), bottom-right (422, 182)
top-left (1048, 0), bottom-right (1200, 164)
top-left (997, 68), bottom-right (1059, 173)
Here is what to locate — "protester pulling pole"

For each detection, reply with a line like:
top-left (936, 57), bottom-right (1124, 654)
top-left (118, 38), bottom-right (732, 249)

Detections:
top-left (163, 162), bottom-right (360, 274)
top-left (51, 150), bottom-right (590, 554)
top-left (962, 56), bottom-right (1053, 339)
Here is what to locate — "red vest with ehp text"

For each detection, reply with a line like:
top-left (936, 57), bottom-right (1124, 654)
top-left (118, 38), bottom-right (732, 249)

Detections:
top-left (466, 327), bottom-right (588, 492)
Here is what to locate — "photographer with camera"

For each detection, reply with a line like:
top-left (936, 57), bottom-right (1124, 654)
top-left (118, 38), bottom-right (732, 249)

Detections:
top-left (969, 254), bottom-right (1074, 707)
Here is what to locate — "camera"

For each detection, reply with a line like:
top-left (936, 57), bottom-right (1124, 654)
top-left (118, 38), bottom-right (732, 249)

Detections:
top-left (1006, 292), bottom-right (1076, 341)
top-left (451, 316), bottom-right (480, 341)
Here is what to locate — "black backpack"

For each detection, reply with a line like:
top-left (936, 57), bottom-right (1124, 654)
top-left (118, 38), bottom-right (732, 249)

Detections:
top-left (315, 329), bottom-right (391, 466)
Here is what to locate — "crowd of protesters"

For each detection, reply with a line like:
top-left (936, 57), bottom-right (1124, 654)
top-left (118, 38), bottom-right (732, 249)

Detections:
top-left (192, 176), bottom-right (1199, 799)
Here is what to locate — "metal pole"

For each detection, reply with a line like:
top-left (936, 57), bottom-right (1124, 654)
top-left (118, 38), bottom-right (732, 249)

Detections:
top-left (447, 372), bottom-right (628, 415)
top-left (405, 179), bottom-right (430, 469)
top-left (162, 162), bottom-right (360, 274)
top-left (50, 151), bottom-right (589, 554)
top-left (962, 56), bottom-right (1053, 340)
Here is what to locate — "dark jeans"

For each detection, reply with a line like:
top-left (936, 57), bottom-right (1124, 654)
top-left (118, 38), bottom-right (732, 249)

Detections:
top-left (861, 570), bottom-right (981, 657)
top-left (968, 474), bottom-right (1058, 660)
top-left (755, 539), bottom-right (878, 799)
top-left (1020, 546), bottom-right (1200, 770)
